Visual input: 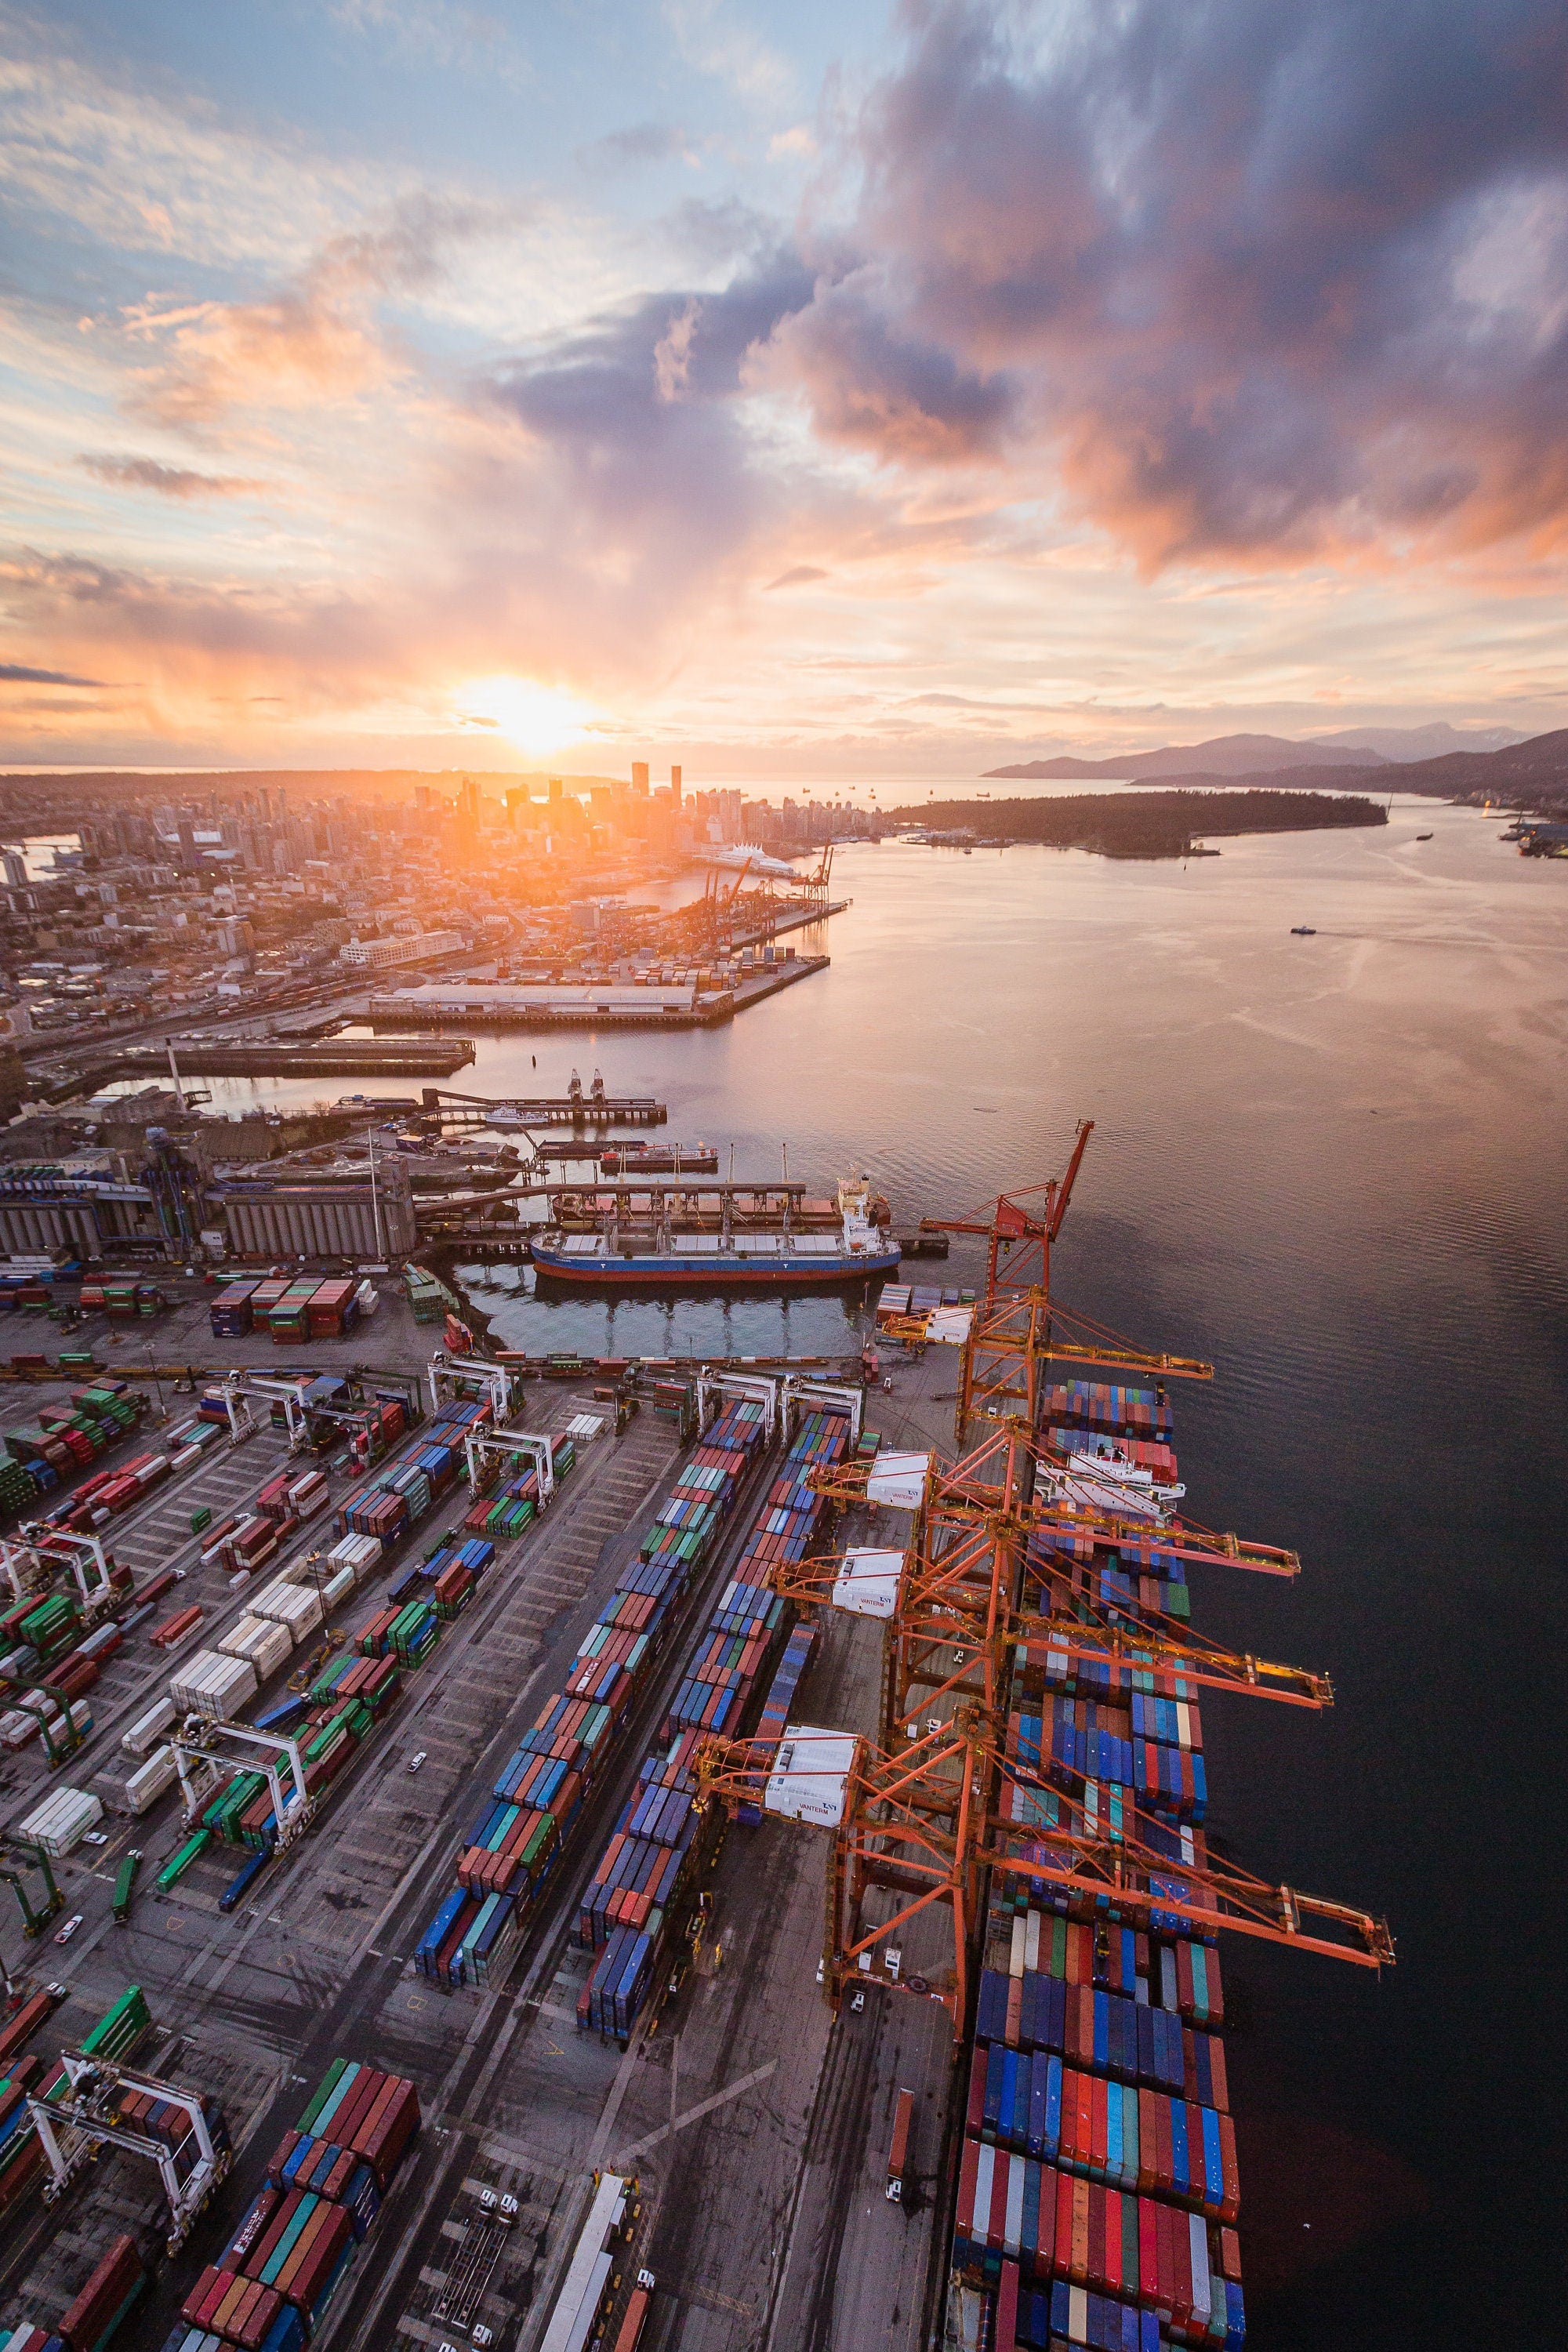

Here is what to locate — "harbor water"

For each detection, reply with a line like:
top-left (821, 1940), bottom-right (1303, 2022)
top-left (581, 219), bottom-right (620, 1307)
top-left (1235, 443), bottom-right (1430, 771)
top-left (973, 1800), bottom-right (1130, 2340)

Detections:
top-left (210, 795), bottom-right (1565, 2346)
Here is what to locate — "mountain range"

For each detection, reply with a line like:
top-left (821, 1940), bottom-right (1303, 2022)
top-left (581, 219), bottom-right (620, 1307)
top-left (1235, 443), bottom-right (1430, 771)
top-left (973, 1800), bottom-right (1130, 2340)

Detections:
top-left (985, 722), bottom-right (1525, 781)
top-left (989, 727), bottom-right (1568, 809)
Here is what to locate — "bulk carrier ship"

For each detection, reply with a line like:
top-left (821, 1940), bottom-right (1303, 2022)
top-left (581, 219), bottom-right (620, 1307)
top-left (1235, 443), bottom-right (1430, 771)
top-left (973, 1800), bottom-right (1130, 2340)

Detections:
top-left (529, 1172), bottom-right (902, 1290)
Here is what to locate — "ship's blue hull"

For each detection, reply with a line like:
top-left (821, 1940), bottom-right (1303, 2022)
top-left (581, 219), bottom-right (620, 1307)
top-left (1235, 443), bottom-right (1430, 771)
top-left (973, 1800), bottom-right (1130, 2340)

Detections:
top-left (529, 1241), bottom-right (902, 1290)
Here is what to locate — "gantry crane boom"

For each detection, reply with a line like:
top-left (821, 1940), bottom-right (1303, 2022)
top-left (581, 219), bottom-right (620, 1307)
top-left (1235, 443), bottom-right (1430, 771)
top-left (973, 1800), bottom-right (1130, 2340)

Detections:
top-left (690, 1116), bottom-right (1390, 2039)
top-left (1046, 1118), bottom-right (1094, 1240)
top-left (764, 1548), bottom-right (1331, 1709)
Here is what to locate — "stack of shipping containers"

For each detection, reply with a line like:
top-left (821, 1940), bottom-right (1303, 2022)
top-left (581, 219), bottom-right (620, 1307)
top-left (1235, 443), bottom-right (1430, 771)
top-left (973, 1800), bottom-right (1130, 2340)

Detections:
top-left (410, 1395), bottom-right (774, 1997)
top-left (171, 2058), bottom-right (419, 2351)
top-left (950, 1381), bottom-right (1246, 2352)
top-left (572, 1403), bottom-right (851, 2045)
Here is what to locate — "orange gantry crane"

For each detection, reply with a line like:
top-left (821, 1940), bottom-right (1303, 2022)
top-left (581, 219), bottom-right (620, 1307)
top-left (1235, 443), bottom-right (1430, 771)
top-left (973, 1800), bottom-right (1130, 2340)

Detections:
top-left (694, 1122), bottom-right (1393, 2041)
top-left (916, 1121), bottom-right (1212, 1444)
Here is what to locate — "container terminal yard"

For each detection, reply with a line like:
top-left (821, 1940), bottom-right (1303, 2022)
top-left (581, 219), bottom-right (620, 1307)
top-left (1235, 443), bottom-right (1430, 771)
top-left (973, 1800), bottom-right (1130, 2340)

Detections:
top-left (0, 1130), bottom-right (1391, 2352)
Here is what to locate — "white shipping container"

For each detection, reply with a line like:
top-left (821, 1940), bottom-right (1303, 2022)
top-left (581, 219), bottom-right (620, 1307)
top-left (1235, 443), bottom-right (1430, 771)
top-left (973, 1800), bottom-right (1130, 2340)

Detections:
top-left (328, 1533), bottom-right (382, 1585)
top-left (222, 1617), bottom-right (292, 1681)
top-left (122, 1694), bottom-right (177, 1755)
top-left (19, 1784), bottom-right (103, 1855)
top-left (125, 1744), bottom-right (179, 1812)
top-left (169, 1649), bottom-right (257, 1720)
top-left (249, 1582), bottom-right (323, 1639)
top-left (322, 1566), bottom-right (355, 1608)
top-left (218, 1613), bottom-right (281, 1662)
top-left (1, 1710), bottom-right (38, 1750)
top-left (258, 1622), bottom-right (292, 1679)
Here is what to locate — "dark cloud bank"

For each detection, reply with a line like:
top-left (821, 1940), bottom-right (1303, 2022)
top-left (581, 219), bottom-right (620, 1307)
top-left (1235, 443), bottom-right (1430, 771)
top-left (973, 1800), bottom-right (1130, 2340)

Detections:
top-left (495, 0), bottom-right (1568, 573)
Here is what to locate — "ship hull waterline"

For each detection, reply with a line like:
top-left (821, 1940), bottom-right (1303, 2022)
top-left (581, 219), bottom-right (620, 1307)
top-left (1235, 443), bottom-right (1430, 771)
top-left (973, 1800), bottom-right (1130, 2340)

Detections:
top-left (528, 1245), bottom-right (903, 1293)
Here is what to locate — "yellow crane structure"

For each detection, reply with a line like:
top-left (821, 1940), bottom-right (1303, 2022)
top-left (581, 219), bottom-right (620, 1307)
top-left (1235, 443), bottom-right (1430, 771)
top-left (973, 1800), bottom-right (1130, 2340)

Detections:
top-left (695, 1123), bottom-right (1393, 2043)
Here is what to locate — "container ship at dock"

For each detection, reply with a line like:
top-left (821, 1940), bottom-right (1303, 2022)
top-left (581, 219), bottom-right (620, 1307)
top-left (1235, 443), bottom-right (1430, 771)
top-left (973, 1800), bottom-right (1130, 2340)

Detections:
top-left (528, 1172), bottom-right (902, 1291)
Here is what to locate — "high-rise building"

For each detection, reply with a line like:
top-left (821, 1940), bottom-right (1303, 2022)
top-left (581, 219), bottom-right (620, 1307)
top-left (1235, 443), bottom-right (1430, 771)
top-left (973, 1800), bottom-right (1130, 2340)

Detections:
top-left (631, 761), bottom-right (649, 793)
top-left (670, 765), bottom-right (682, 806)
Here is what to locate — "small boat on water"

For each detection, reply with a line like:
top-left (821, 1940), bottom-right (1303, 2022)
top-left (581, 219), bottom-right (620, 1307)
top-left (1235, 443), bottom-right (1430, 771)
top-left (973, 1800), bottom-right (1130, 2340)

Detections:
top-left (1415, 832), bottom-right (1433, 841)
top-left (1290, 926), bottom-right (1317, 935)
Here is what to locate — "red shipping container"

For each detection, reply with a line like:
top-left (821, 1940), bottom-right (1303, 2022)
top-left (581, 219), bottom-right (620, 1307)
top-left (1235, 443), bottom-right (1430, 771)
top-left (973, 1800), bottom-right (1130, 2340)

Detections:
top-left (271, 2198), bottom-right (331, 2290)
top-left (243, 2189), bottom-right (303, 2278)
top-left (1138, 2194), bottom-right (1158, 2303)
top-left (324, 2069), bottom-right (384, 2151)
top-left (0, 1998), bottom-right (54, 2071)
top-left (278, 2200), bottom-right (351, 2310)
top-left (151, 1603), bottom-right (202, 1647)
top-left (355, 2079), bottom-right (419, 2187)
top-left (49, 1655), bottom-right (99, 1702)
top-left (57, 2230), bottom-right (143, 2346)
top-left (344, 2072), bottom-right (400, 2154)
top-left (181, 2265), bottom-right (230, 2325)
top-left (965, 2053), bottom-right (985, 2136)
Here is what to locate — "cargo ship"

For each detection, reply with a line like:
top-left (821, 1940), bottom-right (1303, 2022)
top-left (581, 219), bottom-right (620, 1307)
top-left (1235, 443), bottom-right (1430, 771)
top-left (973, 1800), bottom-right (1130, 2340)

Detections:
top-left (529, 1174), bottom-right (902, 1290)
top-left (597, 1141), bottom-right (718, 1175)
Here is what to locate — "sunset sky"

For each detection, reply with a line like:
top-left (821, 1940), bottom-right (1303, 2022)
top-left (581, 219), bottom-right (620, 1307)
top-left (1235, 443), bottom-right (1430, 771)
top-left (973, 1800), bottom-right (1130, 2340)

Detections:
top-left (4, 0), bottom-right (1568, 777)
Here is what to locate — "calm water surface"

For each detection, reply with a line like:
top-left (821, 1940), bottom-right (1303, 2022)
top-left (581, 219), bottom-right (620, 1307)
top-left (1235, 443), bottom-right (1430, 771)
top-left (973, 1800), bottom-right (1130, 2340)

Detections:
top-left (224, 799), bottom-right (1566, 2344)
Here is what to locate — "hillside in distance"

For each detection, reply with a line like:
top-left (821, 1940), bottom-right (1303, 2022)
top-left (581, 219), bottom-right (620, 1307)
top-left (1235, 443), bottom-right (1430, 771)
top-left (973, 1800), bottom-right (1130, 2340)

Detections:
top-left (1309, 722), bottom-right (1524, 759)
top-left (987, 732), bottom-right (1384, 780)
top-left (1189, 728), bottom-right (1568, 807)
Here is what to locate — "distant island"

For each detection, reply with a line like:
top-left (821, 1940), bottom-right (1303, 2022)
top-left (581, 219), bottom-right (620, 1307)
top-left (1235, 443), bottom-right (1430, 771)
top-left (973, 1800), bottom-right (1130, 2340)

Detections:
top-left (886, 788), bottom-right (1387, 860)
